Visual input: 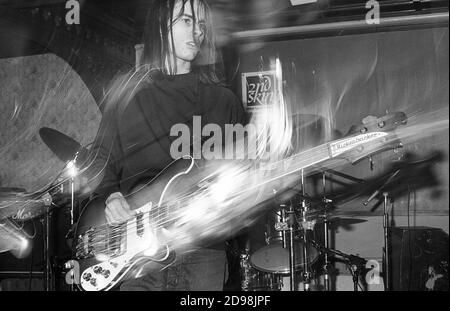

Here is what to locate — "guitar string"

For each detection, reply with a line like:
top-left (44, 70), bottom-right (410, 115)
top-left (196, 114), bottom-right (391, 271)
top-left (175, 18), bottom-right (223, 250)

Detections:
top-left (74, 140), bottom-right (340, 250)
top-left (77, 128), bottom-right (419, 252)
top-left (78, 119), bottom-right (450, 252)
top-left (2, 138), bottom-right (326, 212)
top-left (76, 148), bottom-right (326, 240)
top-left (4, 127), bottom-right (391, 218)
top-left (75, 192), bottom-right (242, 253)
top-left (4, 117), bottom-right (415, 213)
top-left (76, 204), bottom-right (316, 256)
top-left (75, 149), bottom-right (332, 253)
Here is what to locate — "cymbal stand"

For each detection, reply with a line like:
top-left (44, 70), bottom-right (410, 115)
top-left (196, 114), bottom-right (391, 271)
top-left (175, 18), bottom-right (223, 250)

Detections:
top-left (69, 153), bottom-right (80, 228)
top-left (41, 193), bottom-right (54, 291)
top-left (287, 201), bottom-right (296, 291)
top-left (63, 156), bottom-right (79, 241)
top-left (321, 172), bottom-right (331, 291)
top-left (382, 192), bottom-right (391, 291)
top-left (300, 169), bottom-right (311, 291)
top-left (68, 172), bottom-right (75, 293)
top-left (66, 154), bottom-right (79, 291)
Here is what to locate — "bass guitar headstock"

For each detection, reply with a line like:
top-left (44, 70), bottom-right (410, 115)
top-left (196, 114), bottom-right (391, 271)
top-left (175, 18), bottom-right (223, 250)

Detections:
top-left (331, 112), bottom-right (407, 164)
top-left (346, 112), bottom-right (407, 136)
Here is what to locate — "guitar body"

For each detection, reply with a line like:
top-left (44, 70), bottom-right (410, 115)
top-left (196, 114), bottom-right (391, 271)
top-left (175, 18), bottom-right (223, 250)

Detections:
top-left (73, 157), bottom-right (198, 291)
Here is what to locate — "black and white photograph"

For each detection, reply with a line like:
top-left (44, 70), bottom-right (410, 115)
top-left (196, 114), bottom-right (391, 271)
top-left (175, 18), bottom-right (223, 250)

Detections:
top-left (0, 0), bottom-right (448, 297)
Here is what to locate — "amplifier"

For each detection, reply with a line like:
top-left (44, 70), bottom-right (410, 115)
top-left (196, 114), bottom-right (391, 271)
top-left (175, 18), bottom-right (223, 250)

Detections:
top-left (390, 226), bottom-right (449, 291)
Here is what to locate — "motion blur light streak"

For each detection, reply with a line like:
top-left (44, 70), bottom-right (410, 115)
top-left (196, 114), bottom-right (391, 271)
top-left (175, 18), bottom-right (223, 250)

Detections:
top-left (0, 219), bottom-right (32, 259)
top-left (249, 57), bottom-right (293, 162)
top-left (165, 108), bottom-right (448, 252)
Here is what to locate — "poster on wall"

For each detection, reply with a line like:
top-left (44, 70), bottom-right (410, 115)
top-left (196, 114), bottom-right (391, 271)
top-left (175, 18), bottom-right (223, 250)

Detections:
top-left (241, 70), bottom-right (276, 112)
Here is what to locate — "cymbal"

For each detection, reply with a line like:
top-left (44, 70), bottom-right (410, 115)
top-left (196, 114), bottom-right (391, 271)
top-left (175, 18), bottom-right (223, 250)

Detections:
top-left (317, 216), bottom-right (367, 226)
top-left (39, 128), bottom-right (97, 197)
top-left (39, 127), bottom-right (84, 162)
top-left (303, 211), bottom-right (367, 227)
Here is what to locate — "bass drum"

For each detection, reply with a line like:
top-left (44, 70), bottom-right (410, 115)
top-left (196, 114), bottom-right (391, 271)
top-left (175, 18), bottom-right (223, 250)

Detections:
top-left (249, 209), bottom-right (319, 274)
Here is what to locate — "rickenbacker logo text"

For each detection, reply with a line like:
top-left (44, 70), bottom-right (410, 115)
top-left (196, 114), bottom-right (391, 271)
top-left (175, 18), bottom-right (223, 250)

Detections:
top-left (329, 132), bottom-right (387, 157)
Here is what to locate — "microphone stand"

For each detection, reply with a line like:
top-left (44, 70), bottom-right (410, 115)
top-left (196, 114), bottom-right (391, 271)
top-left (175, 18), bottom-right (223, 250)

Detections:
top-left (312, 241), bottom-right (367, 291)
top-left (382, 192), bottom-right (391, 291)
top-left (362, 170), bottom-right (399, 291)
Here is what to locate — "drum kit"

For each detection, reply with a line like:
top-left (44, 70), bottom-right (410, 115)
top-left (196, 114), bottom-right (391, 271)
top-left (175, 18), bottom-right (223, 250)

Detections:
top-left (236, 169), bottom-right (372, 291)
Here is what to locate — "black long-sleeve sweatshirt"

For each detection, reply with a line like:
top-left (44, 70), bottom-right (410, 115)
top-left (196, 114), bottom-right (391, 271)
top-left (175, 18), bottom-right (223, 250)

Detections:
top-left (89, 71), bottom-right (247, 207)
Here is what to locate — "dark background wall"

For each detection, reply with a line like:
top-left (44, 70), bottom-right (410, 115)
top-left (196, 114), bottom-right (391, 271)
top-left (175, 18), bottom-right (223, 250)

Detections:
top-left (236, 26), bottom-right (449, 215)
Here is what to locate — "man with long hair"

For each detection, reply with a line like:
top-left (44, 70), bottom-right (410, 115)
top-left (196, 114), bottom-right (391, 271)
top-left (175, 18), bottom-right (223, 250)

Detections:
top-left (87, 0), bottom-right (246, 291)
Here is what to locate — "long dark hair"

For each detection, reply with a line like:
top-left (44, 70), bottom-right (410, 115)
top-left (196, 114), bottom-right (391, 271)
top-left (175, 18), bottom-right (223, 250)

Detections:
top-left (96, 0), bottom-right (223, 142)
top-left (140, 0), bottom-right (222, 85)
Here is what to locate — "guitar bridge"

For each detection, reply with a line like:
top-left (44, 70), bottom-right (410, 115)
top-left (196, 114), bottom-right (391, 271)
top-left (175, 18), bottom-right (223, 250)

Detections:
top-left (76, 224), bottom-right (127, 260)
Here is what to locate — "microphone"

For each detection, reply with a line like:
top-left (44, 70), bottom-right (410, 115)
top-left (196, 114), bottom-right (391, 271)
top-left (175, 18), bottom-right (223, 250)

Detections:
top-left (363, 189), bottom-right (380, 206)
top-left (363, 169), bottom-right (401, 206)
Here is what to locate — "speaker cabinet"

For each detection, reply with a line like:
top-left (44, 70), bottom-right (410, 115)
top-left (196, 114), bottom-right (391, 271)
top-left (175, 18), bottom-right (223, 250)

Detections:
top-left (390, 227), bottom-right (449, 291)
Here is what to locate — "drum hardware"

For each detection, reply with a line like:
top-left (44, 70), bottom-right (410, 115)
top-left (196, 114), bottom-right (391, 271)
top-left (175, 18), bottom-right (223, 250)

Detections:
top-left (39, 127), bottom-right (92, 291)
top-left (255, 171), bottom-right (317, 291)
top-left (313, 167), bottom-right (365, 184)
top-left (240, 251), bottom-right (282, 291)
top-left (273, 206), bottom-right (288, 248)
top-left (240, 252), bottom-right (252, 291)
top-left (299, 168), bottom-right (312, 291)
top-left (288, 198), bottom-right (297, 291)
top-left (39, 127), bottom-right (89, 224)
top-left (321, 171), bottom-right (331, 291)
top-left (40, 192), bottom-right (54, 291)
top-left (311, 240), bottom-right (368, 291)
top-left (248, 166), bottom-right (370, 291)
top-left (249, 197), bottom-right (320, 275)
top-left (382, 191), bottom-right (391, 291)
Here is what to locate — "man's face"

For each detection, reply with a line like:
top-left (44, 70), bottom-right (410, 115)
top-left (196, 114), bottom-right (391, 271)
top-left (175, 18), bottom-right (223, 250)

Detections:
top-left (169, 0), bottom-right (206, 68)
